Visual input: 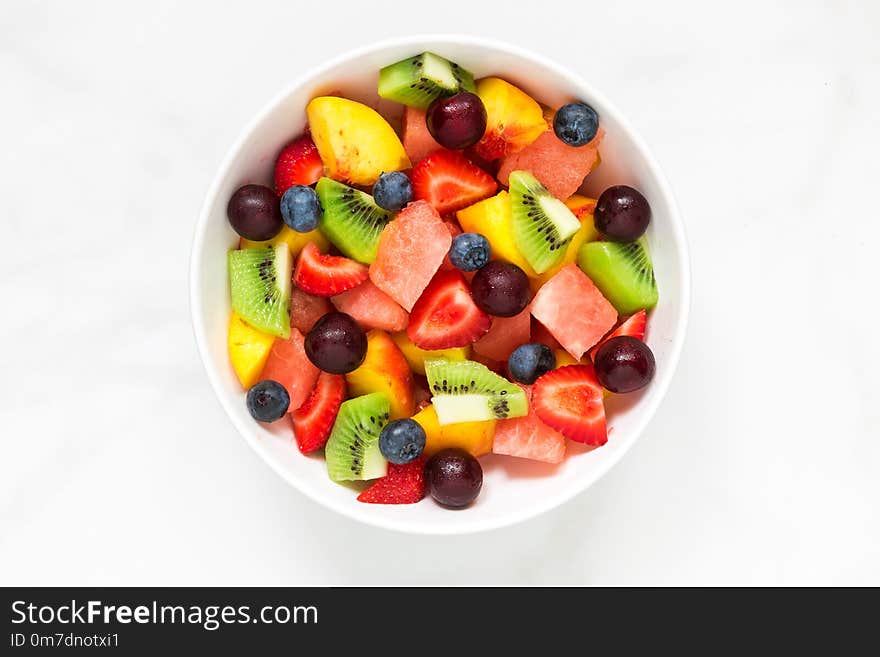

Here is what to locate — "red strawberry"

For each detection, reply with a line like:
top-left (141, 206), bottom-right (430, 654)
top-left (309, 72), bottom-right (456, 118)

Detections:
top-left (410, 149), bottom-right (497, 215)
top-left (532, 365), bottom-right (607, 446)
top-left (407, 269), bottom-right (491, 349)
top-left (588, 309), bottom-right (647, 362)
top-left (274, 135), bottom-right (324, 196)
top-left (291, 372), bottom-right (346, 453)
top-left (357, 457), bottom-right (427, 504)
top-left (293, 242), bottom-right (368, 297)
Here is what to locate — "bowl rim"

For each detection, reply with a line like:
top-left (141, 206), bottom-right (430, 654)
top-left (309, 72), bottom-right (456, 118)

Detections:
top-left (190, 34), bottom-right (691, 535)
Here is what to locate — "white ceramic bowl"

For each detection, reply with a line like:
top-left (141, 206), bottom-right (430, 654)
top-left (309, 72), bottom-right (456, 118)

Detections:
top-left (191, 35), bottom-right (690, 534)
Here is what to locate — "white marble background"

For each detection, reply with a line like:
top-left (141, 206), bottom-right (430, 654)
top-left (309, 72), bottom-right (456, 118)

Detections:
top-left (1, 0), bottom-right (877, 585)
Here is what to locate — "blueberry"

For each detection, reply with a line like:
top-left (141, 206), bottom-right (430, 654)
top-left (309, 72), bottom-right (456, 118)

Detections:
top-left (449, 232), bottom-right (491, 272)
top-left (246, 380), bottom-right (290, 422)
top-left (508, 343), bottom-right (556, 385)
top-left (553, 102), bottom-right (599, 147)
top-left (378, 418), bottom-right (426, 465)
top-left (280, 185), bottom-right (321, 233)
top-left (372, 171), bottom-right (412, 211)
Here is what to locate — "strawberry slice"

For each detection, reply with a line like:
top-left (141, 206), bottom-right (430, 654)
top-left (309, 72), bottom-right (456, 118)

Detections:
top-left (293, 242), bottom-right (368, 297)
top-left (410, 149), bottom-right (497, 215)
top-left (274, 135), bottom-right (324, 196)
top-left (407, 269), bottom-right (491, 349)
top-left (291, 372), bottom-right (346, 453)
top-left (588, 309), bottom-right (647, 362)
top-left (357, 457), bottom-right (427, 504)
top-left (532, 365), bottom-right (607, 446)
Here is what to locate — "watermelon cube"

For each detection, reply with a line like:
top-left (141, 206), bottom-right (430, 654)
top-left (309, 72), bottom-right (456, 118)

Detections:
top-left (530, 316), bottom-right (562, 351)
top-left (493, 385), bottom-right (566, 464)
top-left (402, 107), bottom-right (441, 166)
top-left (369, 201), bottom-right (452, 312)
top-left (497, 129), bottom-right (603, 200)
top-left (260, 327), bottom-right (320, 411)
top-left (530, 264), bottom-right (617, 360)
top-left (473, 307), bottom-right (531, 362)
top-left (289, 286), bottom-right (332, 335)
top-left (332, 280), bottom-right (409, 332)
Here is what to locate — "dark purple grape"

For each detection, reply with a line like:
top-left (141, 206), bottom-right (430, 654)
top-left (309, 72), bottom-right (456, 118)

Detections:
top-left (426, 448), bottom-right (483, 508)
top-left (426, 92), bottom-right (487, 150)
top-left (227, 184), bottom-right (283, 241)
top-left (594, 336), bottom-right (655, 393)
top-left (470, 261), bottom-right (531, 317)
top-left (594, 185), bottom-right (651, 242)
top-left (304, 312), bottom-right (367, 374)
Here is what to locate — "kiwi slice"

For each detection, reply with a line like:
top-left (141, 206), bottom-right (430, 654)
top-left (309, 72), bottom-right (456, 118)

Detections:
top-left (425, 359), bottom-right (528, 425)
top-left (509, 170), bottom-right (581, 275)
top-left (577, 238), bottom-right (659, 315)
top-left (378, 52), bottom-right (477, 110)
top-left (325, 392), bottom-right (390, 482)
top-left (315, 177), bottom-right (392, 264)
top-left (228, 244), bottom-right (291, 339)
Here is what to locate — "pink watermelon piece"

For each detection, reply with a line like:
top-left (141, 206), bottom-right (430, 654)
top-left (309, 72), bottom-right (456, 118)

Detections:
top-left (260, 328), bottom-right (320, 411)
top-left (493, 385), bottom-right (566, 463)
top-left (469, 350), bottom-right (505, 375)
top-left (473, 307), bottom-right (531, 361)
top-left (402, 107), bottom-right (441, 166)
top-left (331, 280), bottom-right (408, 332)
top-left (497, 128), bottom-right (604, 200)
top-left (440, 219), bottom-right (463, 272)
top-left (369, 201), bottom-right (452, 312)
top-left (290, 286), bottom-right (332, 334)
top-left (530, 316), bottom-right (562, 351)
top-left (530, 263), bottom-right (617, 360)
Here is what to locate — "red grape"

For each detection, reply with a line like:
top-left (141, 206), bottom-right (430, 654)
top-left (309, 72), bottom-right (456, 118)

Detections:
top-left (426, 448), bottom-right (483, 507)
top-left (304, 312), bottom-right (367, 374)
top-left (594, 185), bottom-right (651, 242)
top-left (594, 336), bottom-right (655, 393)
top-left (426, 92), bottom-right (487, 150)
top-left (470, 261), bottom-right (531, 317)
top-left (227, 184), bottom-right (283, 241)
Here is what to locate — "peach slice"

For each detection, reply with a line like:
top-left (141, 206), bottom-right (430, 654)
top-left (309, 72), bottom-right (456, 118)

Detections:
top-left (306, 96), bottom-right (410, 186)
top-left (472, 78), bottom-right (548, 161)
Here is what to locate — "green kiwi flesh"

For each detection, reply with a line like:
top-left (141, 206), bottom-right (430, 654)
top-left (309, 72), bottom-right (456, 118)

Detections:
top-left (425, 359), bottom-right (528, 425)
top-left (325, 392), bottom-right (390, 482)
top-left (577, 238), bottom-right (659, 315)
top-left (315, 177), bottom-right (392, 264)
top-left (378, 52), bottom-right (477, 110)
top-left (509, 170), bottom-right (581, 274)
top-left (228, 244), bottom-right (291, 338)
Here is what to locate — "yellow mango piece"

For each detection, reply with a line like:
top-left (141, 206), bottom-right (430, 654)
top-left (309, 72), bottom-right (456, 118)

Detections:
top-left (228, 312), bottom-right (275, 389)
top-left (241, 225), bottom-right (329, 258)
top-left (391, 332), bottom-right (470, 376)
top-left (474, 77), bottom-right (547, 159)
top-left (457, 191), bottom-right (538, 277)
top-left (531, 195), bottom-right (600, 290)
top-left (412, 404), bottom-right (495, 458)
top-left (554, 349), bottom-right (582, 367)
top-left (345, 330), bottom-right (414, 420)
top-left (306, 96), bottom-right (410, 186)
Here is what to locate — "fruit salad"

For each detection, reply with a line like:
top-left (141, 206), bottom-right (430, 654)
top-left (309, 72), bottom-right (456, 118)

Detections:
top-left (225, 52), bottom-right (659, 509)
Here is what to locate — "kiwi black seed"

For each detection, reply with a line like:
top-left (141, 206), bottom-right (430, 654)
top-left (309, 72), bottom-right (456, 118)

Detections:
top-left (315, 177), bottom-right (392, 264)
top-left (577, 238), bottom-right (659, 315)
top-left (424, 358), bottom-right (528, 424)
top-left (325, 392), bottom-right (390, 482)
top-left (227, 243), bottom-right (291, 338)
top-left (509, 170), bottom-right (582, 275)
top-left (378, 52), bottom-right (477, 110)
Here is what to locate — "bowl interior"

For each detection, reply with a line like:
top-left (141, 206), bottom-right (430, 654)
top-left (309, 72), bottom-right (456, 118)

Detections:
top-left (192, 37), bottom-right (688, 534)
